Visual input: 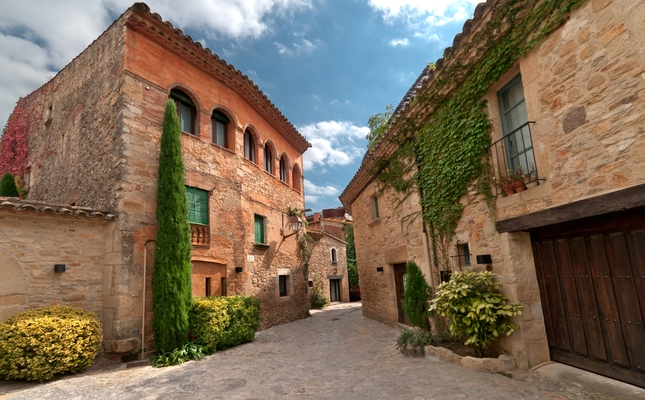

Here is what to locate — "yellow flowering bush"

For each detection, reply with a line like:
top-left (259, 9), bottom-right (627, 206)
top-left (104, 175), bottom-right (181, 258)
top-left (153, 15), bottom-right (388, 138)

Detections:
top-left (0, 306), bottom-right (103, 381)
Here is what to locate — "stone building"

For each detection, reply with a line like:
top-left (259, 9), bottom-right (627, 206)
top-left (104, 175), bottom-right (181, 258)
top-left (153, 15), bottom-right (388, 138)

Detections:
top-left (306, 230), bottom-right (349, 304)
top-left (341, 0), bottom-right (645, 388)
top-left (4, 2), bottom-right (312, 356)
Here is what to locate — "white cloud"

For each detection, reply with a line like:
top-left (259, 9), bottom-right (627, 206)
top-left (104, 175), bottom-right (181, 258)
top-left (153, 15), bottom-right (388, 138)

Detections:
top-left (329, 99), bottom-right (340, 105)
top-left (273, 38), bottom-right (316, 56)
top-left (369, 0), bottom-right (480, 39)
top-left (299, 121), bottom-right (369, 170)
top-left (0, 0), bottom-right (311, 127)
top-left (389, 38), bottom-right (409, 47)
top-left (304, 179), bottom-right (338, 196)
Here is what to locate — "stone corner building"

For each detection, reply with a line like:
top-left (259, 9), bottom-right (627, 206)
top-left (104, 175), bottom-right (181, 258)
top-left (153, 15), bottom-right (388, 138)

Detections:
top-left (2, 2), bottom-right (314, 356)
top-left (341, 0), bottom-right (645, 388)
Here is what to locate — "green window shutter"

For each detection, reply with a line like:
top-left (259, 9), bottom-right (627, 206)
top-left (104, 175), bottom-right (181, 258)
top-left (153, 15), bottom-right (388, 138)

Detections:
top-left (254, 214), bottom-right (265, 244)
top-left (170, 89), bottom-right (195, 107)
top-left (186, 186), bottom-right (209, 225)
top-left (212, 110), bottom-right (230, 124)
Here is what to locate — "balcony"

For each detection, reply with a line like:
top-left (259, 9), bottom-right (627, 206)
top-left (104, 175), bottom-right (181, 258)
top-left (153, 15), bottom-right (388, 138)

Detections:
top-left (190, 224), bottom-right (210, 247)
top-left (488, 121), bottom-right (540, 197)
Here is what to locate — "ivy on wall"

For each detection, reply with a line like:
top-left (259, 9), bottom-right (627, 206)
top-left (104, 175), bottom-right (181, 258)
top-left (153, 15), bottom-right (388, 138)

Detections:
top-left (0, 99), bottom-right (37, 178)
top-left (372, 0), bottom-right (586, 269)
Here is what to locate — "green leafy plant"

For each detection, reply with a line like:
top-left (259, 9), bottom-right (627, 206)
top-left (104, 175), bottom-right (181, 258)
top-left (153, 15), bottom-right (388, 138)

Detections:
top-left (189, 295), bottom-right (261, 353)
top-left (152, 99), bottom-right (193, 353)
top-left (150, 342), bottom-right (205, 368)
top-left (0, 306), bottom-right (103, 381)
top-left (366, 104), bottom-right (394, 150)
top-left (402, 260), bottom-right (433, 331)
top-left (310, 274), bottom-right (328, 308)
top-left (287, 206), bottom-right (299, 217)
top-left (396, 328), bottom-right (434, 357)
top-left (0, 173), bottom-right (19, 197)
top-left (429, 270), bottom-right (522, 357)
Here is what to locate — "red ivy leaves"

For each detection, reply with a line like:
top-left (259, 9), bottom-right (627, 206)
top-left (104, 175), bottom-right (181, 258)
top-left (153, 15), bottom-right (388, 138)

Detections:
top-left (0, 99), bottom-right (38, 177)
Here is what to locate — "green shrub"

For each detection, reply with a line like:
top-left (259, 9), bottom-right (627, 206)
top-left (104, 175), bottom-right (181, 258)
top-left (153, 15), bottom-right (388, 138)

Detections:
top-left (189, 295), bottom-right (261, 353)
top-left (150, 342), bottom-right (205, 368)
top-left (402, 260), bottom-right (433, 331)
top-left (396, 328), bottom-right (433, 357)
top-left (309, 275), bottom-right (328, 308)
top-left (0, 173), bottom-right (19, 197)
top-left (347, 263), bottom-right (359, 289)
top-left (429, 270), bottom-right (522, 357)
top-left (0, 306), bottom-right (103, 381)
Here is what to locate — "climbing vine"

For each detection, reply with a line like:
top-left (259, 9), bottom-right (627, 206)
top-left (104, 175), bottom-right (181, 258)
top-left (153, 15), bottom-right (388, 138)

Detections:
top-left (0, 98), bottom-right (38, 178)
top-left (372, 0), bottom-right (586, 270)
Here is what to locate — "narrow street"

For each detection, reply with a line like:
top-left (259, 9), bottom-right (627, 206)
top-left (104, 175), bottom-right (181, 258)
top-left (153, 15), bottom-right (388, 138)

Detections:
top-left (2, 303), bottom-right (642, 399)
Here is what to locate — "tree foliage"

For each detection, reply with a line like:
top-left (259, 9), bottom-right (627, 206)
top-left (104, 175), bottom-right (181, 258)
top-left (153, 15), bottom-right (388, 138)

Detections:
top-left (152, 99), bottom-right (193, 353)
top-left (366, 104), bottom-right (393, 150)
top-left (343, 224), bottom-right (359, 289)
top-left (0, 173), bottom-right (19, 197)
top-left (402, 260), bottom-right (432, 331)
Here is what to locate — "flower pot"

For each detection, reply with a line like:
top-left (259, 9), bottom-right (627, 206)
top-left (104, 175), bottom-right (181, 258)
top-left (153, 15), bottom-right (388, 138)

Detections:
top-left (513, 180), bottom-right (527, 192)
top-left (440, 270), bottom-right (452, 283)
top-left (501, 183), bottom-right (516, 196)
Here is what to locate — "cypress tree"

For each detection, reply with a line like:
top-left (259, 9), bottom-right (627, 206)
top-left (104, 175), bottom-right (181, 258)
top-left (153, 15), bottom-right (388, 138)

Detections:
top-left (0, 173), bottom-right (19, 197)
top-left (152, 100), bottom-right (193, 352)
top-left (402, 260), bottom-right (433, 331)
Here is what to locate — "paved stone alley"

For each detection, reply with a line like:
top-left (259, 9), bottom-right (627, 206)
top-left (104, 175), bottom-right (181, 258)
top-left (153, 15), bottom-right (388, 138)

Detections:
top-left (1, 303), bottom-right (643, 400)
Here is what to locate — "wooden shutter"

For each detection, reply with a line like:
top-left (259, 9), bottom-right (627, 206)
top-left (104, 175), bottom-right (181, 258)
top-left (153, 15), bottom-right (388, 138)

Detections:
top-left (254, 214), bottom-right (265, 244)
top-left (187, 187), bottom-right (209, 225)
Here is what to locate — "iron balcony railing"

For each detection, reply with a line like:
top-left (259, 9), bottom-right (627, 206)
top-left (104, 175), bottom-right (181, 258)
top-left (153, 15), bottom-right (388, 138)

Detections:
top-left (489, 121), bottom-right (540, 197)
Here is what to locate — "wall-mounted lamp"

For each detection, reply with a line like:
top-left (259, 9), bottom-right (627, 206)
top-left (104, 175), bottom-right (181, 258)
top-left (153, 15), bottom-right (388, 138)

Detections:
top-left (376, 267), bottom-right (384, 272)
top-left (235, 267), bottom-right (243, 273)
top-left (54, 264), bottom-right (66, 273)
top-left (476, 255), bottom-right (493, 264)
top-left (281, 214), bottom-right (303, 238)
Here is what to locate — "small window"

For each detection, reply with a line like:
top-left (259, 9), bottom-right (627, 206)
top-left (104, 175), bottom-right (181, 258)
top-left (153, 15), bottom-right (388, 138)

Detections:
top-left (279, 275), bottom-right (289, 297)
top-left (186, 186), bottom-right (209, 225)
top-left (279, 156), bottom-right (287, 183)
top-left (371, 196), bottom-right (380, 219)
top-left (458, 243), bottom-right (471, 267)
top-left (308, 280), bottom-right (313, 288)
top-left (254, 214), bottom-right (266, 244)
top-left (221, 277), bottom-right (228, 296)
top-left (244, 130), bottom-right (255, 162)
top-left (292, 164), bottom-right (302, 192)
top-left (211, 110), bottom-right (229, 148)
top-left (331, 248), bottom-right (338, 263)
top-left (170, 89), bottom-right (197, 135)
top-left (205, 277), bottom-right (211, 297)
top-left (264, 145), bottom-right (273, 174)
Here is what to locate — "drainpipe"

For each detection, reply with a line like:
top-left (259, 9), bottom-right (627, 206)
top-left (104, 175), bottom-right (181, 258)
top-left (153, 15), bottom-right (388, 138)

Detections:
top-left (142, 239), bottom-right (155, 360)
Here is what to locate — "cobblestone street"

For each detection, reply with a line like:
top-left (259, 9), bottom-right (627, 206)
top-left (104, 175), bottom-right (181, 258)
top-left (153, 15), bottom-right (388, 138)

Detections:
top-left (1, 303), bottom-right (643, 399)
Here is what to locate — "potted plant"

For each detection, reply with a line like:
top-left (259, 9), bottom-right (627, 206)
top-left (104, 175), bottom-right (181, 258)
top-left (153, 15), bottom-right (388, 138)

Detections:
top-left (509, 168), bottom-right (527, 193)
top-left (497, 173), bottom-right (516, 196)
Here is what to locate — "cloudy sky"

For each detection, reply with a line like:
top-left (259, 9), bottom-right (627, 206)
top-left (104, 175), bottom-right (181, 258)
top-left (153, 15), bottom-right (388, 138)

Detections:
top-left (0, 0), bottom-right (480, 211)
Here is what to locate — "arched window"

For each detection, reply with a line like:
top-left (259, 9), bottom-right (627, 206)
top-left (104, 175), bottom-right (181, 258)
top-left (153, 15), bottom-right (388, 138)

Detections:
top-left (170, 89), bottom-right (197, 135)
top-left (330, 248), bottom-right (338, 263)
top-left (292, 163), bottom-right (302, 192)
top-left (279, 155), bottom-right (287, 183)
top-left (244, 130), bottom-right (255, 162)
top-left (264, 145), bottom-right (273, 174)
top-left (211, 110), bottom-right (229, 148)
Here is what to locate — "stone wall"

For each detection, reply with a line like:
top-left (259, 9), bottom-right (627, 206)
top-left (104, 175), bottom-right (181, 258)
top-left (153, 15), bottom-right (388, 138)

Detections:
top-left (0, 206), bottom-right (110, 329)
top-left (307, 231), bottom-right (349, 304)
top-left (350, 182), bottom-right (434, 327)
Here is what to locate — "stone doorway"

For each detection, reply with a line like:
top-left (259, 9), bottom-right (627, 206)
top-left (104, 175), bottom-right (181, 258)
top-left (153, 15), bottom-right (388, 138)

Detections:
top-left (393, 263), bottom-right (410, 325)
top-left (329, 279), bottom-right (341, 302)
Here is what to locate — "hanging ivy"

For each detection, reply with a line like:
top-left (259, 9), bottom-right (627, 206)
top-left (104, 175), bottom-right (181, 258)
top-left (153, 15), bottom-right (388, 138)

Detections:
top-left (372, 0), bottom-right (586, 269)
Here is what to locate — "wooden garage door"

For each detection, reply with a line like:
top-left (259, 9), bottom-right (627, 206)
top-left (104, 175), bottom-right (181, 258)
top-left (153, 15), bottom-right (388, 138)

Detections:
top-left (531, 210), bottom-right (645, 388)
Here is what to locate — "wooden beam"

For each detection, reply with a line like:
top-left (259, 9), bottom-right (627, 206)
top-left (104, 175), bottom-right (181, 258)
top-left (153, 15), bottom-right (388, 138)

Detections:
top-left (496, 183), bottom-right (645, 233)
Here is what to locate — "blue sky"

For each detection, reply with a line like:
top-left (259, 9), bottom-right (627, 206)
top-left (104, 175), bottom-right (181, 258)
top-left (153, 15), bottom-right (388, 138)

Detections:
top-left (0, 0), bottom-right (480, 211)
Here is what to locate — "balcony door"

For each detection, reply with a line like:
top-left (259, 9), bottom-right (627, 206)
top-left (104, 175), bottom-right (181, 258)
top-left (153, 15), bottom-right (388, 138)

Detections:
top-left (498, 75), bottom-right (535, 176)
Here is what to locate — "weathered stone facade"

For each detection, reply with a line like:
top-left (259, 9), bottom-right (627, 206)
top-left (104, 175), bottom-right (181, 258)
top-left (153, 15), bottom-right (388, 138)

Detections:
top-left (9, 3), bottom-right (311, 355)
top-left (341, 0), bottom-right (645, 377)
top-left (307, 230), bottom-right (349, 304)
top-left (0, 199), bottom-right (114, 326)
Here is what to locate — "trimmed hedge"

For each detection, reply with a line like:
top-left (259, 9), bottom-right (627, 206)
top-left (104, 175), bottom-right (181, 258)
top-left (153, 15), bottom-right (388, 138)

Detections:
top-left (189, 296), bottom-right (261, 353)
top-left (0, 306), bottom-right (103, 381)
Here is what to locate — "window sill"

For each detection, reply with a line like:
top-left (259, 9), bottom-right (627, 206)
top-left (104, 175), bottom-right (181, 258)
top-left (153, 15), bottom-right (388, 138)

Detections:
top-left (254, 243), bottom-right (270, 250)
top-left (368, 218), bottom-right (381, 227)
top-left (277, 296), bottom-right (291, 302)
top-left (210, 143), bottom-right (236, 155)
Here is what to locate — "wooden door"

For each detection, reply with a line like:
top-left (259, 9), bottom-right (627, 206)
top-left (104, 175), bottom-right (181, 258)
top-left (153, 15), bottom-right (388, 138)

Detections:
top-left (531, 209), bottom-right (645, 388)
top-left (330, 279), bottom-right (341, 302)
top-left (394, 263), bottom-right (410, 325)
